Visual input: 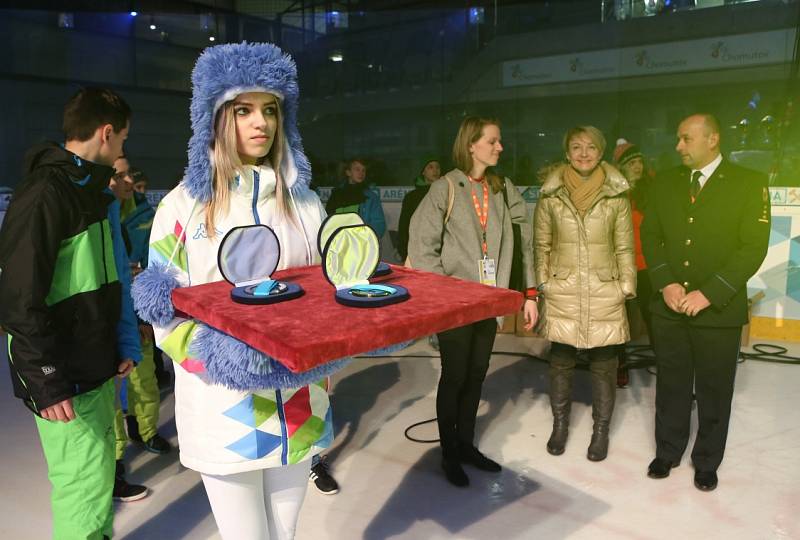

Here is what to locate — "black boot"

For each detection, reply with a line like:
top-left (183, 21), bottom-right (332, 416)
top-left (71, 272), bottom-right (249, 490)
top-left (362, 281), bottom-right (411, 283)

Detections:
top-left (441, 445), bottom-right (469, 487)
top-left (459, 444), bottom-right (501, 472)
top-left (616, 344), bottom-right (630, 388)
top-left (587, 356), bottom-right (618, 462)
top-left (547, 345), bottom-right (574, 456)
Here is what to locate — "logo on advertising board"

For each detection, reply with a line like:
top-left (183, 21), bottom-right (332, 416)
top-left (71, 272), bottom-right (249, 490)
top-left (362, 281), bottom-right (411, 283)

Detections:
top-left (709, 40), bottom-right (769, 64)
top-left (632, 49), bottom-right (686, 70)
top-left (766, 188), bottom-right (800, 206)
top-left (569, 58), bottom-right (581, 73)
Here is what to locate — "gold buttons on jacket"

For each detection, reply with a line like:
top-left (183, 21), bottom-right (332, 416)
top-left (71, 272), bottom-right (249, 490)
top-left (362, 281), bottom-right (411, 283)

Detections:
top-left (685, 239), bottom-right (692, 246)
top-left (688, 217), bottom-right (694, 224)
top-left (683, 260), bottom-right (690, 267)
top-left (683, 281), bottom-right (690, 288)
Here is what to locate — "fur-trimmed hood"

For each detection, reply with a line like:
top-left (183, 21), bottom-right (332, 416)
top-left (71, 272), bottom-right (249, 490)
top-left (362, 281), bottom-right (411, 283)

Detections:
top-left (540, 161), bottom-right (630, 198)
top-left (183, 42), bottom-right (311, 203)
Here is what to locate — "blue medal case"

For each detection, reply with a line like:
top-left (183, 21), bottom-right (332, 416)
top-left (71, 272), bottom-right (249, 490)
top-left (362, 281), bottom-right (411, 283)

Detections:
top-left (218, 225), bottom-right (304, 305)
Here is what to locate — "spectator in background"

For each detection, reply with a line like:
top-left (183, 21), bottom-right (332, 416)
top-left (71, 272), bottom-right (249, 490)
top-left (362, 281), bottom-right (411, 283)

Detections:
top-left (397, 158), bottom-right (441, 261)
top-left (0, 186), bottom-right (12, 230)
top-left (113, 159), bottom-right (172, 387)
top-left (122, 167), bottom-right (157, 270)
top-left (613, 139), bottom-right (655, 388)
top-left (325, 158), bottom-right (386, 238)
top-left (109, 157), bottom-right (173, 461)
top-left (132, 167), bottom-right (148, 194)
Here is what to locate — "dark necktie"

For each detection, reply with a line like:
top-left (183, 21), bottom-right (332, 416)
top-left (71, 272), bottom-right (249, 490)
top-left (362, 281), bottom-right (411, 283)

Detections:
top-left (690, 170), bottom-right (702, 203)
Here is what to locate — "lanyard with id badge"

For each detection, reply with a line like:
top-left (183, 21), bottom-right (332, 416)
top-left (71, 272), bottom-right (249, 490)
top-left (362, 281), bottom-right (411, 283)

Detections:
top-left (471, 178), bottom-right (496, 287)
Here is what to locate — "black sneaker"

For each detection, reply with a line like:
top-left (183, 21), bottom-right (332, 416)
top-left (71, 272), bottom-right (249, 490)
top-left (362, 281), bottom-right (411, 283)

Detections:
top-left (142, 433), bottom-right (173, 455)
top-left (309, 458), bottom-right (339, 495)
top-left (113, 461), bottom-right (149, 502)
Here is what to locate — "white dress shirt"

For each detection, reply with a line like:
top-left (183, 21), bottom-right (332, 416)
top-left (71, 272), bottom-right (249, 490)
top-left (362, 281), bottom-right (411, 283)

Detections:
top-left (692, 153), bottom-right (722, 190)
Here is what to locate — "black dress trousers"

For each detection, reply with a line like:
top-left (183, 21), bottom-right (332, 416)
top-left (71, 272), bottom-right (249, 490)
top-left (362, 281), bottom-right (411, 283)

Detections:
top-left (651, 314), bottom-right (741, 472)
top-left (436, 318), bottom-right (498, 453)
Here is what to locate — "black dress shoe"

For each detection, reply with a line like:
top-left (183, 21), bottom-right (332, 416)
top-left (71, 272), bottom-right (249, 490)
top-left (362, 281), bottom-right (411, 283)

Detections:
top-left (694, 470), bottom-right (718, 491)
top-left (647, 457), bottom-right (678, 479)
top-left (441, 458), bottom-right (469, 487)
top-left (459, 446), bottom-right (501, 472)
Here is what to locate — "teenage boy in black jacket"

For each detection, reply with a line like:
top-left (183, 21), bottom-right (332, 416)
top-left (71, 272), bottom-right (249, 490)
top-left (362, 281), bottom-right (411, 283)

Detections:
top-left (0, 87), bottom-right (138, 539)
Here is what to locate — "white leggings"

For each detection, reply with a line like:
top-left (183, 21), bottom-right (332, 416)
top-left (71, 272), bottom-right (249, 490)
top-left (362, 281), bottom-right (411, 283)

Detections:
top-left (201, 460), bottom-right (311, 540)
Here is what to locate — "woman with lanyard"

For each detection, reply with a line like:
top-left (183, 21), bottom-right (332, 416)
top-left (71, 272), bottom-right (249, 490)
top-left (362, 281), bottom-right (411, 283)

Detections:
top-left (408, 116), bottom-right (537, 487)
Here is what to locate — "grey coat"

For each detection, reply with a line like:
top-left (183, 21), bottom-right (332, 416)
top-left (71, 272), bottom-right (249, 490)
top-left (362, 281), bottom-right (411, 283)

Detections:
top-left (408, 169), bottom-right (534, 291)
top-left (533, 162), bottom-right (635, 349)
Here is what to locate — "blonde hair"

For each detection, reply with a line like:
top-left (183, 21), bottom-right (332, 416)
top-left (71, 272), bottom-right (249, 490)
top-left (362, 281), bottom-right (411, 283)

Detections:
top-left (452, 116), bottom-right (504, 193)
top-left (562, 125), bottom-right (607, 156)
top-left (206, 95), bottom-right (293, 236)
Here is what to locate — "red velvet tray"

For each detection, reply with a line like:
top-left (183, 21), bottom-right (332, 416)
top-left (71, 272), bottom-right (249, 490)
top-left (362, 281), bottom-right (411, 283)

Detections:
top-left (172, 264), bottom-right (523, 373)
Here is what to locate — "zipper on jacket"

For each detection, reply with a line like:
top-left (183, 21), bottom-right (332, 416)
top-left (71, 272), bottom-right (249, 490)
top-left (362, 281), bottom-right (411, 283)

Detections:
top-left (99, 220), bottom-right (109, 284)
top-left (6, 335), bottom-right (39, 411)
top-left (252, 170), bottom-right (261, 225)
top-left (275, 388), bottom-right (289, 465)
top-left (557, 191), bottom-right (588, 238)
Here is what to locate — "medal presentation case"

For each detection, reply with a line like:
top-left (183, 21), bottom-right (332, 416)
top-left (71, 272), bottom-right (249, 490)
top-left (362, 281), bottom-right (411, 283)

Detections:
top-left (320, 223), bottom-right (409, 308)
top-left (218, 225), bottom-right (303, 305)
top-left (318, 213), bottom-right (392, 277)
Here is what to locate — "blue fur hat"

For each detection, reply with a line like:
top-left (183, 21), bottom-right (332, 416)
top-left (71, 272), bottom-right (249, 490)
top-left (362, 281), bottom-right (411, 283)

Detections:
top-left (184, 42), bottom-right (312, 203)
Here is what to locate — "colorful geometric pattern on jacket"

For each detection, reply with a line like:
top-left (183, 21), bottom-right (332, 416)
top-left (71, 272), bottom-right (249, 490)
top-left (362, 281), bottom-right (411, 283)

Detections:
top-left (150, 219), bottom-right (188, 272)
top-left (222, 378), bottom-right (332, 464)
top-left (158, 320), bottom-right (205, 373)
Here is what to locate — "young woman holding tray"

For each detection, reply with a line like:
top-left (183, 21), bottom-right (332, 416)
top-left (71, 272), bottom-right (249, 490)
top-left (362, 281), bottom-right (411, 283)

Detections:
top-left (133, 43), bottom-right (346, 539)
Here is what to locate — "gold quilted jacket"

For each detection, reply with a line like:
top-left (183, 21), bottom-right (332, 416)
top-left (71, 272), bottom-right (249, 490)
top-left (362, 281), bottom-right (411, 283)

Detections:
top-left (533, 162), bottom-right (636, 349)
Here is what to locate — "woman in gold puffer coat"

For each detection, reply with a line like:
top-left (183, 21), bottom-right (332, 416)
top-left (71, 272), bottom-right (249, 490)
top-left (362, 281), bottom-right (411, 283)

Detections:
top-left (533, 125), bottom-right (635, 462)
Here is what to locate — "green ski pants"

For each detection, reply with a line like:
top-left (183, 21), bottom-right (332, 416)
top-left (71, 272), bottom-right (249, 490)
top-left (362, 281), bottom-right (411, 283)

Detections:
top-left (35, 379), bottom-right (116, 540)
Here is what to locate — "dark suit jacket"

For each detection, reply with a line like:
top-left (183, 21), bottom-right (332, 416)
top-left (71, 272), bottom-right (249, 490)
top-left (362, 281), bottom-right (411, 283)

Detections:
top-left (640, 158), bottom-right (770, 327)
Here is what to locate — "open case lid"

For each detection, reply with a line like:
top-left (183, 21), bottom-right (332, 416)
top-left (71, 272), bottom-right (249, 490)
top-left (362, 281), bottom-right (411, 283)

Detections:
top-left (322, 224), bottom-right (380, 290)
top-left (218, 225), bottom-right (281, 287)
top-left (317, 212), bottom-right (364, 256)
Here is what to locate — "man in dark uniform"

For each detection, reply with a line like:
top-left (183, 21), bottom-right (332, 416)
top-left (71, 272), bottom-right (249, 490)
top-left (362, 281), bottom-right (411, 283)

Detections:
top-left (641, 113), bottom-right (770, 492)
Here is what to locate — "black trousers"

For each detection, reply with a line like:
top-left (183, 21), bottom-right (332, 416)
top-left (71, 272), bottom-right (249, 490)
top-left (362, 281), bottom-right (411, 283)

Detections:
top-left (651, 314), bottom-right (741, 472)
top-left (436, 318), bottom-right (497, 455)
top-left (636, 269), bottom-right (653, 340)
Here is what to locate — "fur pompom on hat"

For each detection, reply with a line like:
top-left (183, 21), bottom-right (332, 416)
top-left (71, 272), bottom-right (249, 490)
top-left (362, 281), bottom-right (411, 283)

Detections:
top-left (183, 42), bottom-right (312, 203)
top-left (613, 138), bottom-right (643, 168)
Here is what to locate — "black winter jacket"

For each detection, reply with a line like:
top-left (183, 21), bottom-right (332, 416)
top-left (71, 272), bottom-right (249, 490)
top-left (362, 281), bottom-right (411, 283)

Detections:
top-left (0, 143), bottom-right (122, 413)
